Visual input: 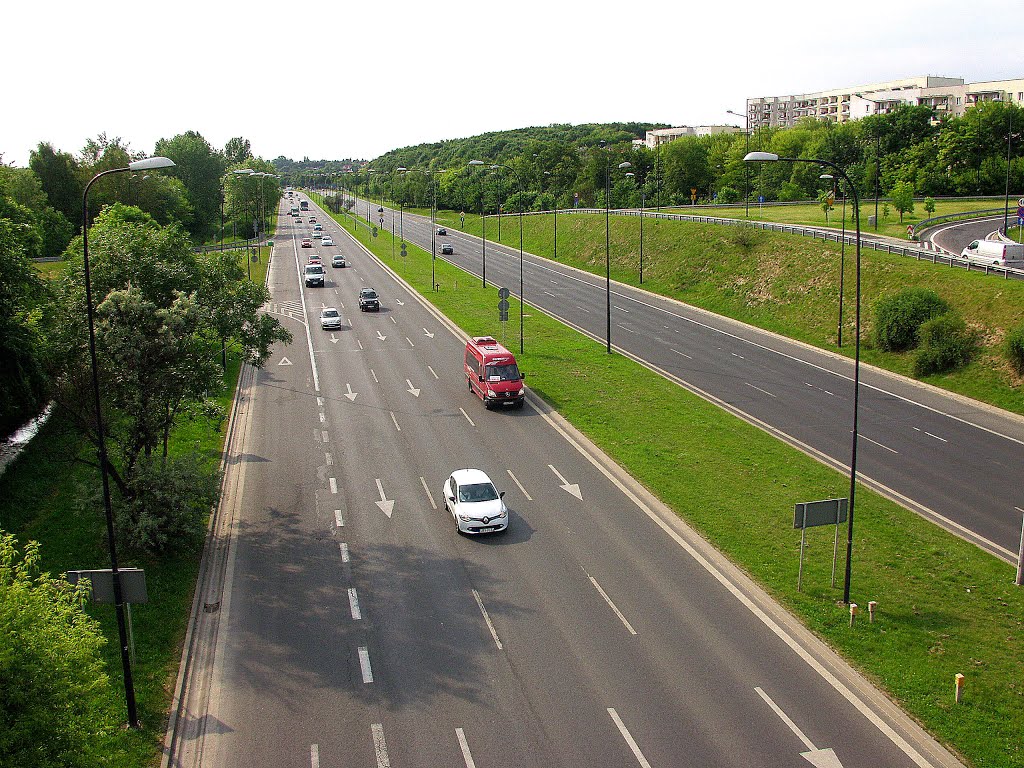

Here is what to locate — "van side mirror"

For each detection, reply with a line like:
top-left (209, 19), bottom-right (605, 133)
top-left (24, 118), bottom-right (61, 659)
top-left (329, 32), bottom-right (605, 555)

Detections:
top-left (499, 491), bottom-right (505, 499)
top-left (478, 374), bottom-right (484, 382)
top-left (521, 372), bottom-right (527, 380)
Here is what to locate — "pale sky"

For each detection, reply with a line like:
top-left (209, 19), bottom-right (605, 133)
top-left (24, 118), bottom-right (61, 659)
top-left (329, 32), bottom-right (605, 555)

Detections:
top-left (3, 0), bottom-right (1022, 168)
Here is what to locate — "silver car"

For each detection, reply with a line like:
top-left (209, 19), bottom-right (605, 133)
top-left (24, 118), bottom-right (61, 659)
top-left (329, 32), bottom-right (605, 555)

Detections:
top-left (319, 307), bottom-right (342, 330)
top-left (442, 469), bottom-right (508, 534)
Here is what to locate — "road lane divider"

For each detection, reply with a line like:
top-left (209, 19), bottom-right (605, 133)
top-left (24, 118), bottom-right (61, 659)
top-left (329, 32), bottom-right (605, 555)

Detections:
top-left (455, 728), bottom-right (478, 768)
top-left (460, 408), bottom-right (476, 427)
top-left (588, 576), bottom-right (638, 636)
top-left (420, 477), bottom-right (437, 510)
top-left (607, 708), bottom-right (653, 768)
top-left (348, 588), bottom-right (362, 620)
top-left (472, 589), bottom-right (503, 650)
top-left (359, 647), bottom-right (374, 683)
top-left (507, 469), bottom-right (533, 501)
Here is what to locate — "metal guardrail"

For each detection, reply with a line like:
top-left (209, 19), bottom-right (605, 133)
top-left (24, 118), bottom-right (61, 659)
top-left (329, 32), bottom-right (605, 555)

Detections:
top-left (910, 208), bottom-right (1006, 235)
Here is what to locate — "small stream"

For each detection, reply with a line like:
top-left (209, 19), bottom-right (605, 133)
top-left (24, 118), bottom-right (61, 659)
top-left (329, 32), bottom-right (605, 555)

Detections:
top-left (0, 404), bottom-right (53, 478)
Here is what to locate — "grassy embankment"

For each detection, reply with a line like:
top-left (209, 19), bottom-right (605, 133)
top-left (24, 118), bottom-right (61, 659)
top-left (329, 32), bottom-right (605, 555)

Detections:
top-left (1, 248), bottom-right (269, 767)
top-left (416, 207), bottom-right (1024, 416)
top-left (324, 195), bottom-right (1024, 768)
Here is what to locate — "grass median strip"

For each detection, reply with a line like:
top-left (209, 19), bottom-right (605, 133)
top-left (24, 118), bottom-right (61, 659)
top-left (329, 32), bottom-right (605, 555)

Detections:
top-left (326, 196), bottom-right (1024, 768)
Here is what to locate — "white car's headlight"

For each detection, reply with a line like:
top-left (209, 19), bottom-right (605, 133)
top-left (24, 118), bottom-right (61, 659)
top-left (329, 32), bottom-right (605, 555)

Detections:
top-left (458, 514), bottom-right (473, 522)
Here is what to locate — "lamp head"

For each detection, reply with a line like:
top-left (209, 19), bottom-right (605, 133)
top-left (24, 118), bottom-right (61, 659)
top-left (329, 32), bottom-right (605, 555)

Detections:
top-left (743, 152), bottom-right (779, 162)
top-left (618, 161), bottom-right (632, 170)
top-left (468, 160), bottom-right (485, 166)
top-left (129, 156), bottom-right (175, 171)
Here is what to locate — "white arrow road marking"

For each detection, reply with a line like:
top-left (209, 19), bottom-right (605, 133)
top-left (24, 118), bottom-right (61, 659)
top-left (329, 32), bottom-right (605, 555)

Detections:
top-left (376, 330), bottom-right (387, 341)
top-left (406, 379), bottom-right (421, 397)
top-left (375, 478), bottom-right (395, 518)
top-left (278, 357), bottom-right (293, 366)
top-left (344, 383), bottom-right (358, 402)
top-left (423, 328), bottom-right (435, 338)
top-left (549, 464), bottom-right (583, 500)
top-left (396, 298), bottom-right (405, 306)
top-left (330, 333), bottom-right (339, 344)
top-left (755, 687), bottom-right (845, 768)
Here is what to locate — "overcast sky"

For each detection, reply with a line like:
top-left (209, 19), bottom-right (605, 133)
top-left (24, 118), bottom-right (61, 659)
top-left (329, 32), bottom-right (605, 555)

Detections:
top-left (4, 0), bottom-right (1022, 168)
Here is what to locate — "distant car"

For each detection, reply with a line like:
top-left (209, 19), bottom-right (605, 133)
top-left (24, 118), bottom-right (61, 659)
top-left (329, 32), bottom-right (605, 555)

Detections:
top-left (358, 288), bottom-right (380, 312)
top-left (440, 242), bottom-right (454, 255)
top-left (321, 235), bottom-right (334, 246)
top-left (307, 255), bottom-right (322, 265)
top-left (441, 469), bottom-right (508, 534)
top-left (294, 217), bottom-right (302, 224)
top-left (313, 223), bottom-right (322, 231)
top-left (313, 231), bottom-right (323, 239)
top-left (332, 254), bottom-right (346, 268)
top-left (309, 216), bottom-right (317, 223)
top-left (301, 238), bottom-right (313, 248)
top-left (320, 307), bottom-right (342, 330)
top-left (436, 227), bottom-right (447, 236)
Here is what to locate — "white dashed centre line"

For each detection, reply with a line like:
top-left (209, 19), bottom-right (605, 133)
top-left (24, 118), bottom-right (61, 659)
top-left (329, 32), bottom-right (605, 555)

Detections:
top-left (371, 723), bottom-right (389, 767)
top-left (860, 434), bottom-right (899, 454)
top-left (607, 708), bottom-right (652, 768)
top-left (310, 743), bottom-right (319, 768)
top-left (455, 728), bottom-right (478, 768)
top-left (614, 305), bottom-right (630, 313)
top-left (359, 647), bottom-right (374, 683)
top-left (578, 306), bottom-right (591, 313)
top-left (746, 383), bottom-right (777, 398)
top-left (428, 365), bottom-right (439, 380)
top-left (472, 589), bottom-right (503, 649)
top-left (319, 413), bottom-right (326, 423)
top-left (390, 412), bottom-right (401, 431)
top-left (391, 316), bottom-right (397, 324)
top-left (348, 588), bottom-right (362, 620)
top-left (339, 543), bottom-right (350, 563)
top-left (731, 352), bottom-right (745, 360)
top-left (322, 431), bottom-right (329, 442)
top-left (460, 407), bottom-right (476, 427)
top-left (329, 478), bottom-right (337, 494)
top-left (507, 469), bottom-right (533, 500)
top-left (334, 510), bottom-right (344, 527)
top-left (371, 369), bottom-right (379, 383)
top-left (325, 453), bottom-right (333, 465)
top-left (926, 431), bottom-right (948, 443)
top-left (589, 576), bottom-right (637, 635)
top-left (420, 477), bottom-right (437, 509)
top-left (670, 348), bottom-right (693, 359)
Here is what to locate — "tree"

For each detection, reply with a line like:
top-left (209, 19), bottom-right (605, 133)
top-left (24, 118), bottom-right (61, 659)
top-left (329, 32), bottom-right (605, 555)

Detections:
top-left (890, 180), bottom-right (915, 223)
top-left (224, 137), bottom-right (252, 166)
top-left (924, 197), bottom-right (936, 216)
top-left (29, 142), bottom-right (82, 227)
top-left (0, 532), bottom-right (117, 767)
top-left (818, 189), bottom-right (835, 223)
top-left (155, 131), bottom-right (225, 240)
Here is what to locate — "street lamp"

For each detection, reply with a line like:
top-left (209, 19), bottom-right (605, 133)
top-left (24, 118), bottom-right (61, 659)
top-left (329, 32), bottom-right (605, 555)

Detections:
top-left (82, 155), bottom-right (175, 728)
top-left (601, 139), bottom-right (631, 353)
top-left (485, 161), bottom-right (525, 354)
top-left (404, 168), bottom-right (441, 290)
top-left (625, 172), bottom-right (646, 284)
top-left (727, 109), bottom-right (750, 218)
top-left (746, 150), bottom-right (861, 605)
top-left (1003, 108), bottom-right (1015, 235)
top-left (396, 166), bottom-right (408, 243)
top-left (543, 171), bottom-right (558, 261)
top-left (468, 160), bottom-right (489, 287)
top-left (821, 173), bottom-right (848, 347)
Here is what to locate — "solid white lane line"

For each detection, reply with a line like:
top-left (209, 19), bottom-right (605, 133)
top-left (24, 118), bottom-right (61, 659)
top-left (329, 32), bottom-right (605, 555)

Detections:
top-left (334, 509), bottom-right (344, 527)
top-left (860, 434), bottom-right (899, 454)
top-left (310, 743), bottom-right (319, 768)
top-left (420, 476), bottom-right (437, 509)
top-left (390, 412), bottom-right (401, 431)
top-left (359, 647), bottom-right (374, 682)
top-left (455, 728), bottom-right (477, 768)
top-left (589, 577), bottom-right (638, 635)
top-left (746, 383), bottom-right (777, 398)
top-left (460, 407), bottom-right (476, 427)
top-left (925, 431), bottom-right (948, 443)
top-left (607, 709), bottom-right (652, 768)
top-left (348, 588), bottom-right (362, 620)
top-left (428, 365), bottom-right (439, 379)
top-left (371, 723), bottom-right (389, 767)
top-left (339, 543), bottom-right (349, 563)
top-left (670, 348), bottom-right (693, 359)
top-left (472, 589), bottom-right (503, 649)
top-left (755, 687), bottom-right (816, 751)
top-left (371, 369), bottom-right (379, 383)
top-left (329, 477), bottom-right (338, 494)
top-left (322, 431), bottom-right (329, 442)
top-left (326, 453), bottom-right (333, 465)
top-left (507, 469), bottom-right (533, 501)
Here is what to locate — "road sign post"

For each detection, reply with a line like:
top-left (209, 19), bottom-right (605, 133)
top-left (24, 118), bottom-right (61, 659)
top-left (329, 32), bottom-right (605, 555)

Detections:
top-left (793, 499), bottom-right (848, 591)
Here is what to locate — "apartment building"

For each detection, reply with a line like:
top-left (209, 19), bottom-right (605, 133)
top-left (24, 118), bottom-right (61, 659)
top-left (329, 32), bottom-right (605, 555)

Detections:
top-left (747, 75), bottom-right (1024, 129)
top-left (642, 125), bottom-right (742, 149)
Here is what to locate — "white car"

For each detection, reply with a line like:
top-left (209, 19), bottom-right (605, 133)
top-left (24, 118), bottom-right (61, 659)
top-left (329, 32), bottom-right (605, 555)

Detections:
top-left (319, 307), bottom-right (342, 330)
top-left (442, 469), bottom-right (508, 534)
top-left (321, 235), bottom-right (334, 246)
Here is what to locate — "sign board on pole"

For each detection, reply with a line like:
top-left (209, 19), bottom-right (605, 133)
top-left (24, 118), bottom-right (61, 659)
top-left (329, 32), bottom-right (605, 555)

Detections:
top-left (1016, 205), bottom-right (1024, 220)
top-left (65, 568), bottom-right (148, 604)
top-left (1017, 197), bottom-right (1024, 208)
top-left (498, 287), bottom-right (510, 299)
top-left (794, 498), bottom-right (848, 529)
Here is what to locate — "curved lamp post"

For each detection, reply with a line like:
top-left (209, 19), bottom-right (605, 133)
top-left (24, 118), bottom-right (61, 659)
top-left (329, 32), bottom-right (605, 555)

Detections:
top-left (82, 155), bottom-right (176, 728)
top-left (477, 160), bottom-right (524, 353)
top-left (468, 160), bottom-right (489, 287)
top-left (821, 173), bottom-right (848, 347)
top-left (403, 168), bottom-right (440, 289)
top-left (625, 172), bottom-right (646, 284)
top-left (543, 170), bottom-right (558, 261)
top-left (727, 109), bottom-right (751, 218)
top-left (746, 150), bottom-right (861, 605)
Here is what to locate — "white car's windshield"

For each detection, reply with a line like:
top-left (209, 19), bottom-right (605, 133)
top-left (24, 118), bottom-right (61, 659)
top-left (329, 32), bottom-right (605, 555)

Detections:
top-left (458, 483), bottom-right (498, 503)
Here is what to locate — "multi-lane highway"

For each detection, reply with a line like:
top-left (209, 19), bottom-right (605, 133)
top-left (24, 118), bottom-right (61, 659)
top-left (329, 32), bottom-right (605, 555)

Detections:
top-left (164, 198), bottom-right (966, 768)
top-left (351, 200), bottom-right (1024, 562)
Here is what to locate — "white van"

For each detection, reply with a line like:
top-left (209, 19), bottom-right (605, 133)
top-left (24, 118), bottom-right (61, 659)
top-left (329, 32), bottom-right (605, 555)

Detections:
top-left (960, 239), bottom-right (1024, 267)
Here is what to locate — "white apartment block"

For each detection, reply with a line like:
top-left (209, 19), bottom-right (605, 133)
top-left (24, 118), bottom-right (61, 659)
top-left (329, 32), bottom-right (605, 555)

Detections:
top-left (746, 75), bottom-right (1024, 129)
top-left (642, 125), bottom-right (742, 149)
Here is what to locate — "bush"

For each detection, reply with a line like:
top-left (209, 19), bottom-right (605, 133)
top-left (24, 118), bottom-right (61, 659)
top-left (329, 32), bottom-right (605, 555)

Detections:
top-left (716, 186), bottom-right (740, 204)
top-left (729, 224), bottom-right (762, 254)
top-left (1005, 323), bottom-right (1024, 375)
top-left (873, 287), bottom-right (950, 352)
top-left (114, 455), bottom-right (220, 555)
top-left (913, 312), bottom-right (979, 376)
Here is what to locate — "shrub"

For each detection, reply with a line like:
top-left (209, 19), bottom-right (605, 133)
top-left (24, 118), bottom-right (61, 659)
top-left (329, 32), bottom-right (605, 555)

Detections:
top-left (873, 288), bottom-right (950, 352)
top-left (114, 455), bottom-right (220, 555)
top-left (1005, 323), bottom-right (1024, 375)
top-left (716, 186), bottom-right (740, 204)
top-left (729, 224), bottom-right (762, 254)
top-left (913, 312), bottom-right (979, 376)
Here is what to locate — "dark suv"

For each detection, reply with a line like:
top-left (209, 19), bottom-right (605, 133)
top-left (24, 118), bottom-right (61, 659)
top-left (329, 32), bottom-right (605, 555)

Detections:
top-left (358, 288), bottom-right (380, 312)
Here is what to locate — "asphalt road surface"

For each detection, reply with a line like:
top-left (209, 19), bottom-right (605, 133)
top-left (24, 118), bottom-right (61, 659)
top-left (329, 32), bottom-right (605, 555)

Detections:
top-left (164, 198), bottom-right (967, 768)
top-left (353, 200), bottom-right (1024, 563)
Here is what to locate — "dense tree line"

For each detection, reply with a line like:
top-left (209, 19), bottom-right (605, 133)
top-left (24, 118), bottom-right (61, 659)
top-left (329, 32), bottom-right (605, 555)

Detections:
top-left (293, 105), bottom-right (1022, 215)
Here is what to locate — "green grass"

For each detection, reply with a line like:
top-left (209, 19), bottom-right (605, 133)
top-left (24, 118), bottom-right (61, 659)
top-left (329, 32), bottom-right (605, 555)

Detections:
top-left (323, 202), bottom-right (1024, 768)
top-left (6, 250), bottom-right (266, 767)
top-left (427, 208), bottom-right (1024, 416)
top-left (663, 198), bottom-right (1007, 239)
